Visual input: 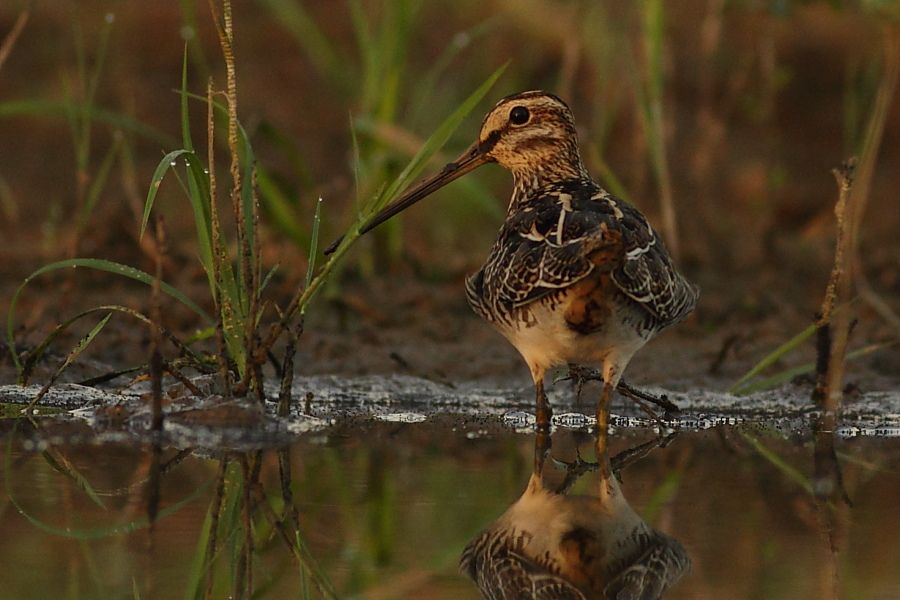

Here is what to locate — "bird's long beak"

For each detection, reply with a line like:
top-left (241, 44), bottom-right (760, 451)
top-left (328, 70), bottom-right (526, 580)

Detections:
top-left (323, 139), bottom-right (494, 255)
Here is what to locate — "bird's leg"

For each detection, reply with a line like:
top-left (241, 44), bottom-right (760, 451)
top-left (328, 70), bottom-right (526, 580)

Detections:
top-left (595, 380), bottom-right (612, 480)
top-left (534, 428), bottom-right (551, 477)
top-left (535, 377), bottom-right (552, 430)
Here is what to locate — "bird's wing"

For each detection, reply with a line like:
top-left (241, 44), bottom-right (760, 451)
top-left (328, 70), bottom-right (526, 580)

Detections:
top-left (485, 186), bottom-right (623, 309)
top-left (485, 184), bottom-right (697, 326)
top-left (602, 532), bottom-right (691, 600)
top-left (608, 198), bottom-right (699, 327)
top-left (461, 529), bottom-right (587, 600)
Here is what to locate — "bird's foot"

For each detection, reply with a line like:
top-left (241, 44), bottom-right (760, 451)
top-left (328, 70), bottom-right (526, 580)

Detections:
top-left (617, 380), bottom-right (681, 418)
top-left (551, 449), bottom-right (599, 494)
top-left (556, 364), bottom-right (602, 405)
top-left (557, 367), bottom-right (682, 418)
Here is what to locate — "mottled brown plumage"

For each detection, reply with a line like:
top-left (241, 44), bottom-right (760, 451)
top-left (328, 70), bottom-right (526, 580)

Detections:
top-left (358, 91), bottom-right (698, 428)
top-left (460, 431), bottom-right (691, 599)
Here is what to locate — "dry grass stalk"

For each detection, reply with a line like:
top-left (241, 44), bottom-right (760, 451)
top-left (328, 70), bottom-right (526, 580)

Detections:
top-left (809, 160), bottom-right (856, 539)
top-left (207, 78), bottom-right (232, 397)
top-left (150, 216), bottom-right (167, 432)
top-left (852, 28), bottom-right (900, 332)
top-left (277, 319), bottom-right (302, 417)
top-left (210, 0), bottom-right (264, 399)
top-left (0, 5), bottom-right (29, 74)
top-left (204, 459), bottom-right (229, 600)
top-left (812, 159), bottom-right (855, 413)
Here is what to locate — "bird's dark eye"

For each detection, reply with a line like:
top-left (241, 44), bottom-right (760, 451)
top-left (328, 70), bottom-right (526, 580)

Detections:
top-left (509, 106), bottom-right (530, 125)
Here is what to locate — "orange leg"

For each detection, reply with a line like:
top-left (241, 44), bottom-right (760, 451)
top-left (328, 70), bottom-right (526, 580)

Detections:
top-left (595, 380), bottom-right (612, 478)
top-left (533, 428), bottom-right (551, 476)
top-left (535, 378), bottom-right (552, 430)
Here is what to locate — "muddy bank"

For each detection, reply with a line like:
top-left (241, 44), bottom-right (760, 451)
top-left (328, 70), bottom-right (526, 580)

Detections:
top-left (2, 372), bottom-right (899, 452)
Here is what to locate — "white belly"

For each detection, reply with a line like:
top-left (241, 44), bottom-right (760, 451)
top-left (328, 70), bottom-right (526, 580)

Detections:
top-left (495, 298), bottom-right (649, 380)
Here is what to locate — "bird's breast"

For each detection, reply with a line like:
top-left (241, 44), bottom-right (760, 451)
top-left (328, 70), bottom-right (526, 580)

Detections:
top-left (467, 270), bottom-right (652, 373)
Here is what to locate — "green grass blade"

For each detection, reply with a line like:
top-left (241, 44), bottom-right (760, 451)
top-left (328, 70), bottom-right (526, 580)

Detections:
top-left (237, 135), bottom-right (257, 300)
top-left (368, 62), bottom-right (508, 217)
top-left (41, 449), bottom-right (108, 511)
top-left (294, 63), bottom-right (506, 316)
top-left (6, 258), bottom-right (212, 373)
top-left (256, 166), bottom-right (309, 247)
top-left (216, 265), bottom-right (247, 372)
top-left (641, 470), bottom-right (681, 525)
top-left (183, 502), bottom-right (215, 600)
top-left (259, 263), bottom-right (280, 297)
top-left (0, 99), bottom-right (174, 146)
top-left (79, 133), bottom-right (122, 230)
top-left (740, 431), bottom-right (813, 494)
top-left (303, 197), bottom-right (323, 293)
top-left (256, 0), bottom-right (351, 92)
top-left (142, 149), bottom-right (214, 280)
top-left (142, 149), bottom-right (199, 238)
top-left (294, 529), bottom-right (339, 599)
top-left (19, 304), bottom-right (204, 385)
top-left (729, 323), bottom-right (817, 394)
top-left (25, 312), bottom-right (113, 412)
top-left (181, 45), bottom-right (194, 152)
top-left (733, 341), bottom-right (895, 396)
top-left (4, 453), bottom-right (212, 540)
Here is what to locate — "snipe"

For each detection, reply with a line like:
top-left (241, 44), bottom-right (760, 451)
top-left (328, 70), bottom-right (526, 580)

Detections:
top-left (345, 91), bottom-right (698, 431)
top-left (460, 430), bottom-right (690, 599)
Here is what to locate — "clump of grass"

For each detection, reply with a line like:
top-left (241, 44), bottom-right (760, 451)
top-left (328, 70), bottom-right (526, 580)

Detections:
top-left (183, 453), bottom-right (338, 600)
top-left (6, 0), bottom-right (504, 411)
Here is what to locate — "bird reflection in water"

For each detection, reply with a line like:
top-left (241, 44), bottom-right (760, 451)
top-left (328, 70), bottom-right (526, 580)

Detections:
top-left (461, 430), bottom-right (689, 599)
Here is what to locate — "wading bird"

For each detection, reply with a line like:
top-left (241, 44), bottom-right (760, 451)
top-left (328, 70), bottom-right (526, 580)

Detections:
top-left (460, 430), bottom-right (690, 599)
top-left (340, 91), bottom-right (698, 431)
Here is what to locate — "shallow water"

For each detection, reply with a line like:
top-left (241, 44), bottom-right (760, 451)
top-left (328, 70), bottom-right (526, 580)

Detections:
top-left (2, 378), bottom-right (900, 599)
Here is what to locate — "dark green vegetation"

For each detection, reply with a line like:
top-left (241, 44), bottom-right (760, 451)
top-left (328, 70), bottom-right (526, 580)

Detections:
top-left (1, 1), bottom-right (899, 599)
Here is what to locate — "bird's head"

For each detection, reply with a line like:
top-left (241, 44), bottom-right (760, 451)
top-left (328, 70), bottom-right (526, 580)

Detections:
top-left (339, 91), bottom-right (587, 247)
top-left (475, 90), bottom-right (583, 177)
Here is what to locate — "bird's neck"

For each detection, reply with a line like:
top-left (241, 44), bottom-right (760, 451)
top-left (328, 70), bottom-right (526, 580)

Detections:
top-left (508, 153), bottom-right (591, 210)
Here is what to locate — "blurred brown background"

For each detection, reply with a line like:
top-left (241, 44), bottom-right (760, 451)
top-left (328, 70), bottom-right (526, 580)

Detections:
top-left (0, 0), bottom-right (898, 380)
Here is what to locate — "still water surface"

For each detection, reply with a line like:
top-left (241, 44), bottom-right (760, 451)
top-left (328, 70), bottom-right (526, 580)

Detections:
top-left (2, 412), bottom-right (899, 599)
